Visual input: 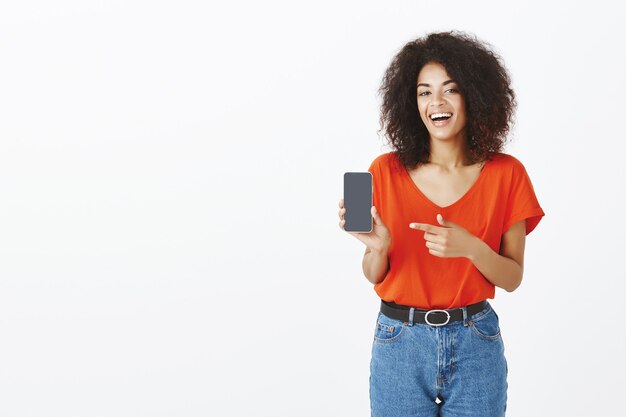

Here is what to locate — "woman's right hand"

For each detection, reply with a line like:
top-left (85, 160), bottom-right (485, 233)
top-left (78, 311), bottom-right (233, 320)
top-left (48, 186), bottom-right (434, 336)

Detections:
top-left (338, 198), bottom-right (392, 252)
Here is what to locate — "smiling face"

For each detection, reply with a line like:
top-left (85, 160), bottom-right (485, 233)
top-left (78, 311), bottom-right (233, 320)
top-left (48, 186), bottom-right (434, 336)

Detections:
top-left (416, 62), bottom-right (467, 143)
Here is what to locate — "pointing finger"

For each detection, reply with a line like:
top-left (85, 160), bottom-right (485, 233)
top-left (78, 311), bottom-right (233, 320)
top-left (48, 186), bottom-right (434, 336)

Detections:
top-left (409, 223), bottom-right (443, 234)
top-left (409, 222), bottom-right (428, 231)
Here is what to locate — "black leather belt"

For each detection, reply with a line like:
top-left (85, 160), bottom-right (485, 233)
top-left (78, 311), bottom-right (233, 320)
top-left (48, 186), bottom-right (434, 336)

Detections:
top-left (380, 299), bottom-right (488, 326)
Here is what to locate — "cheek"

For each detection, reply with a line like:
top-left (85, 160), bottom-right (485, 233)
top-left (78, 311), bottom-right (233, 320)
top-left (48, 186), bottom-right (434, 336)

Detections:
top-left (455, 99), bottom-right (467, 119)
top-left (452, 103), bottom-right (466, 123)
top-left (417, 101), bottom-right (428, 118)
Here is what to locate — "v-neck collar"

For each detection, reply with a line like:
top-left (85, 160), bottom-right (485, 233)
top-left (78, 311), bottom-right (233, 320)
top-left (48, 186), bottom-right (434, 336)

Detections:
top-left (400, 157), bottom-right (491, 211)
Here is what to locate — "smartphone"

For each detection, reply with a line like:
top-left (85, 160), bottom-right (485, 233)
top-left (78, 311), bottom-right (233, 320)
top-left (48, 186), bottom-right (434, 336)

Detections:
top-left (343, 172), bottom-right (373, 232)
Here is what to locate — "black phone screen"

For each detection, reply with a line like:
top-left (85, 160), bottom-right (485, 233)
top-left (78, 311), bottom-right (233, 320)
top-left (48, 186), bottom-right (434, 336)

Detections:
top-left (343, 172), bottom-right (373, 232)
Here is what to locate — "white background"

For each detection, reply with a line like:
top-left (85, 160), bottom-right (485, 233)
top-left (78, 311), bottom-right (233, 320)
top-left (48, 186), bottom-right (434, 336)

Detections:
top-left (0, 1), bottom-right (624, 416)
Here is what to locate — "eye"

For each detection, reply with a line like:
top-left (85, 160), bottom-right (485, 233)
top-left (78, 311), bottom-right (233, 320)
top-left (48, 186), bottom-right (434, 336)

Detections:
top-left (418, 89), bottom-right (457, 96)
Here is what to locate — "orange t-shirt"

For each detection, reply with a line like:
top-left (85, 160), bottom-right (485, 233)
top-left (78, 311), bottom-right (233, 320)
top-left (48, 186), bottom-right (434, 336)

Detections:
top-left (368, 151), bottom-right (545, 309)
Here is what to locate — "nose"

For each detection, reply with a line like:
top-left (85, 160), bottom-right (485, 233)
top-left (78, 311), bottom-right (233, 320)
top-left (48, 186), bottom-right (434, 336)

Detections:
top-left (430, 91), bottom-right (446, 106)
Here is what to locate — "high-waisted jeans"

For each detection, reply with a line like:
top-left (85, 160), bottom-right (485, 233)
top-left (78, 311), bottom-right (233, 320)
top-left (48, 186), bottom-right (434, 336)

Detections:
top-left (370, 300), bottom-right (508, 417)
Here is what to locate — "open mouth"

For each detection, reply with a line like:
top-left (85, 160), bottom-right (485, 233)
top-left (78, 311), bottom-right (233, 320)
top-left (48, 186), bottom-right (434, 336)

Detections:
top-left (429, 112), bottom-right (453, 127)
top-left (430, 112), bottom-right (453, 121)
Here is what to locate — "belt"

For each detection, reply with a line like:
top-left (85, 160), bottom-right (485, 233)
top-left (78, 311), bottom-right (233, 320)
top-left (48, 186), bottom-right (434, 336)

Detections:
top-left (380, 299), bottom-right (488, 326)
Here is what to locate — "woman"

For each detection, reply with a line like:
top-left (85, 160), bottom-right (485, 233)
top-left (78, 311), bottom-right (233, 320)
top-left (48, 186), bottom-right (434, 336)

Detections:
top-left (338, 31), bottom-right (545, 416)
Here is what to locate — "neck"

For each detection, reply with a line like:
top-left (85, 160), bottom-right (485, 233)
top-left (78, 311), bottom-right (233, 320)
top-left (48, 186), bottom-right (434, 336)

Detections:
top-left (428, 136), bottom-right (469, 168)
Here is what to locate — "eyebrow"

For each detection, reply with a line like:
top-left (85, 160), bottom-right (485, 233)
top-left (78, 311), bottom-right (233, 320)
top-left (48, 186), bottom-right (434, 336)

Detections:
top-left (417, 80), bottom-right (457, 88)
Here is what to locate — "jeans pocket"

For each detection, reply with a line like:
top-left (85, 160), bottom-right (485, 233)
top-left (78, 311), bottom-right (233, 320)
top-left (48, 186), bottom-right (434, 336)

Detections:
top-left (469, 306), bottom-right (501, 341)
top-left (373, 311), bottom-right (406, 344)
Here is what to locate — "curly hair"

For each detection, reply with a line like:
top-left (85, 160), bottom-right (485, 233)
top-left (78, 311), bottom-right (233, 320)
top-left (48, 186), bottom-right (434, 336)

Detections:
top-left (377, 30), bottom-right (516, 169)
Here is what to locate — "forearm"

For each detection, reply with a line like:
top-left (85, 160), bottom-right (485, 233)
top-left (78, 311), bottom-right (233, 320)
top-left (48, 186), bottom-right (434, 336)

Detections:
top-left (362, 248), bottom-right (390, 285)
top-left (468, 238), bottom-right (523, 292)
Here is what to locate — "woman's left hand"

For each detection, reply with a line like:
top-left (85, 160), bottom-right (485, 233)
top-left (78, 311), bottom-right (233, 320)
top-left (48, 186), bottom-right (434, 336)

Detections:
top-left (409, 214), bottom-right (480, 259)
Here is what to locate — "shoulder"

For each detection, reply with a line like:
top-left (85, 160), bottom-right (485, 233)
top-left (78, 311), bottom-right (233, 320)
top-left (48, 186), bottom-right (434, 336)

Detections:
top-left (487, 152), bottom-right (528, 175)
top-left (370, 151), bottom-right (396, 165)
top-left (368, 151), bottom-right (401, 172)
top-left (488, 152), bottom-right (524, 167)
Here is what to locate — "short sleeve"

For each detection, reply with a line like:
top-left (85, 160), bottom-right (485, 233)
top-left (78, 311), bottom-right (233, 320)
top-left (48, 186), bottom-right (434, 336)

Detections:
top-left (502, 160), bottom-right (545, 235)
top-left (368, 156), bottom-right (383, 212)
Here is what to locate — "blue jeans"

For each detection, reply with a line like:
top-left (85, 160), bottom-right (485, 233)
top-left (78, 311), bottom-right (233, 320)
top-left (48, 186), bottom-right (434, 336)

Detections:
top-left (369, 301), bottom-right (508, 416)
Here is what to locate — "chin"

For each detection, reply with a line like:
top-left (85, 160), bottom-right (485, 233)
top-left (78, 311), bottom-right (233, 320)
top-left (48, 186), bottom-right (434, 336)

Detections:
top-left (431, 133), bottom-right (454, 141)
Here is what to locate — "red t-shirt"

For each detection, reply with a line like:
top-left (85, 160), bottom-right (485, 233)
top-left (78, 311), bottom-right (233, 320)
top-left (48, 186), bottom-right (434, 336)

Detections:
top-left (368, 151), bottom-right (545, 309)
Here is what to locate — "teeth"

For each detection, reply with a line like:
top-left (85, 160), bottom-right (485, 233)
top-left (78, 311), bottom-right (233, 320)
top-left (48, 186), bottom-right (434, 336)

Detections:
top-left (430, 112), bottom-right (452, 120)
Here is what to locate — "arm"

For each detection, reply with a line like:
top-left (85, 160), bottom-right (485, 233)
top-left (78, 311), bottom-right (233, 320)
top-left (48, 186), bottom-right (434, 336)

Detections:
top-left (468, 219), bottom-right (526, 292)
top-left (362, 246), bottom-right (390, 285)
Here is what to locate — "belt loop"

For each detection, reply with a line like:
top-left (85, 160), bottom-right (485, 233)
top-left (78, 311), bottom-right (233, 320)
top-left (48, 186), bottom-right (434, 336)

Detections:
top-left (408, 307), bottom-right (415, 326)
top-left (462, 306), bottom-right (468, 327)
